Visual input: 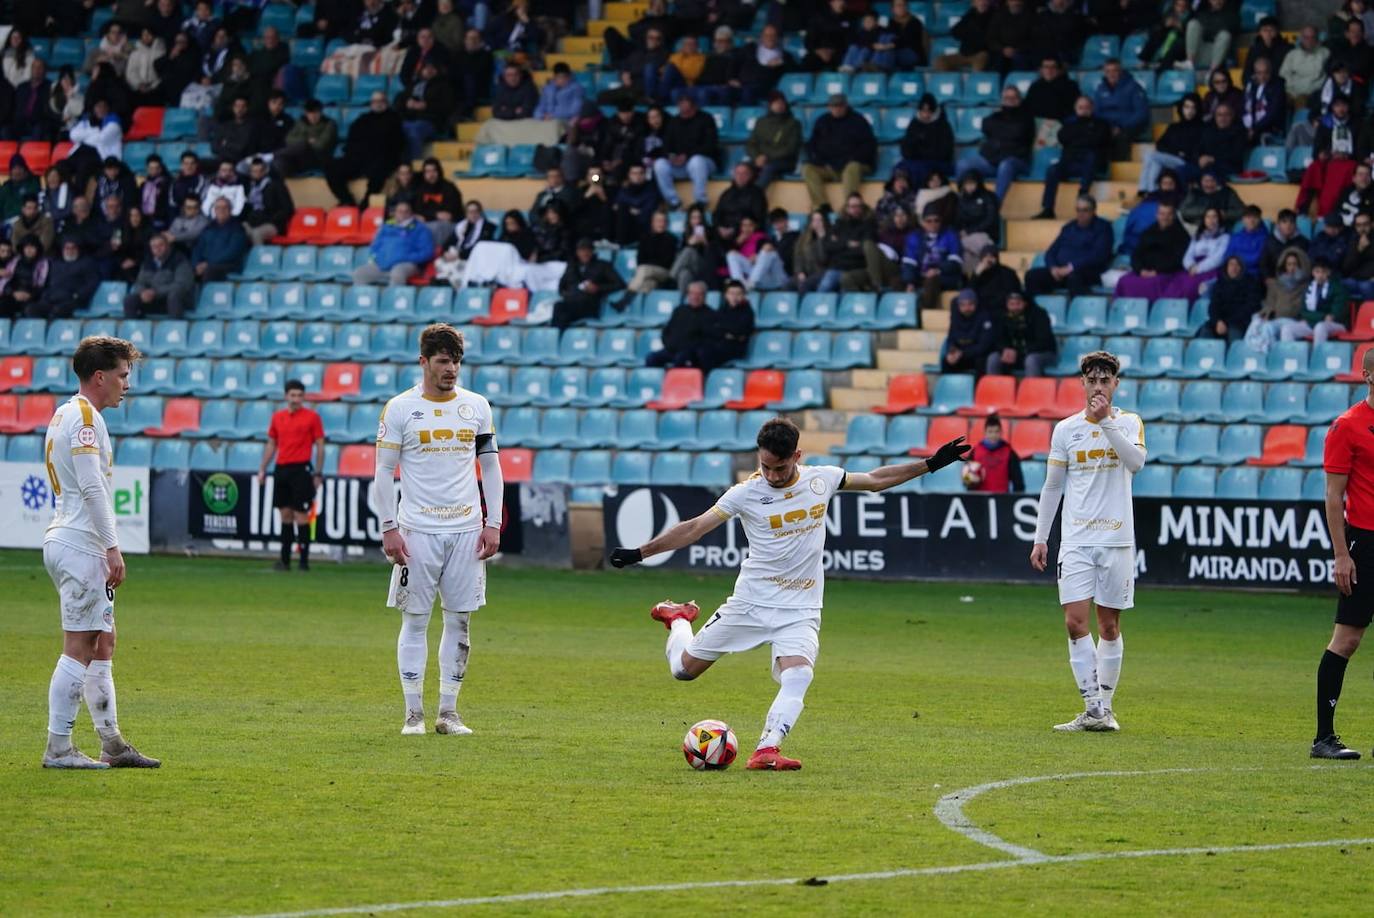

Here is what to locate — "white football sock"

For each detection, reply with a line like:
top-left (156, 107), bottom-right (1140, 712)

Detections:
top-left (1097, 635), bottom-right (1123, 710)
top-left (47, 655), bottom-right (87, 742)
top-left (84, 659), bottom-right (122, 750)
top-left (397, 611), bottom-right (430, 712)
top-left (1068, 636), bottom-right (1104, 717)
top-left (438, 610), bottom-right (471, 713)
top-left (665, 618), bottom-right (694, 679)
top-left (758, 664), bottom-right (813, 750)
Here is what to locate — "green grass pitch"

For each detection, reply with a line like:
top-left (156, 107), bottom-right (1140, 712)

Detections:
top-left (3, 549), bottom-right (1374, 916)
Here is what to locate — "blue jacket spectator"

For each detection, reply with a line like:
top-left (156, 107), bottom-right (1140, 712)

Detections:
top-left (942, 288), bottom-right (998, 374)
top-left (191, 197), bottom-right (249, 281)
top-left (1024, 200), bottom-right (1114, 297)
top-left (1224, 208), bottom-right (1268, 276)
top-left (1092, 61), bottom-right (1148, 156)
top-left (1309, 212), bottom-right (1351, 268)
top-left (535, 65), bottom-right (587, 121)
top-left (901, 213), bottom-right (962, 309)
top-left (354, 201), bottom-right (436, 286)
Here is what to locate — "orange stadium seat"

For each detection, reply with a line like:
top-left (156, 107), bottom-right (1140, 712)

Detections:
top-left (18, 142), bottom-right (51, 173)
top-left (0, 394), bottom-right (55, 433)
top-left (1010, 419), bottom-right (1052, 457)
top-left (871, 373), bottom-right (929, 414)
top-left (646, 368), bottom-right (703, 410)
top-left (144, 397), bottom-right (201, 437)
top-left (1338, 302), bottom-right (1374, 341)
top-left (1004, 377), bottom-right (1058, 418)
top-left (1336, 342), bottom-right (1374, 381)
top-left (0, 356), bottom-right (34, 392)
top-left (957, 374), bottom-right (1017, 416)
top-left (126, 106), bottom-right (165, 141)
top-left (472, 287), bottom-right (529, 325)
top-left (500, 448), bottom-right (533, 481)
top-left (309, 363), bottom-right (362, 401)
top-left (1043, 378), bottom-right (1087, 418)
top-left (51, 141), bottom-right (73, 162)
top-left (0, 394), bottom-right (18, 430)
top-left (319, 206), bottom-right (360, 244)
top-left (1246, 425), bottom-right (1307, 466)
top-left (0, 142), bottom-right (18, 173)
top-left (338, 444), bottom-right (376, 477)
top-left (343, 206), bottom-right (384, 244)
top-left (273, 208), bottom-right (327, 244)
top-left (909, 415), bottom-right (969, 457)
top-left (725, 370), bottom-right (784, 409)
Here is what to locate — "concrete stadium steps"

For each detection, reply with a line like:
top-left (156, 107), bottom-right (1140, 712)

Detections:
top-left (560, 36), bottom-right (605, 55)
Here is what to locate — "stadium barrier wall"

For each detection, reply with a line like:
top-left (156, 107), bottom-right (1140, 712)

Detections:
top-left (602, 488), bottom-right (1338, 591)
top-left (0, 461), bottom-right (151, 553)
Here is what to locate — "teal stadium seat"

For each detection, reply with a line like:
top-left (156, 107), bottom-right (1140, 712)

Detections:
top-left (1135, 379), bottom-right (1182, 423)
top-left (1133, 465), bottom-right (1173, 497)
top-left (1259, 467), bottom-right (1304, 501)
top-left (695, 411), bottom-right (739, 450)
top-left (1217, 467), bottom-right (1260, 499)
top-left (652, 452), bottom-right (692, 484)
top-left (919, 374), bottom-right (975, 414)
top-left (1173, 466), bottom-right (1218, 497)
top-left (573, 368), bottom-right (628, 407)
top-left (538, 367), bottom-right (589, 407)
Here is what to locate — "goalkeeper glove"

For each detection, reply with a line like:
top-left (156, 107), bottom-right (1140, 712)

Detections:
top-left (926, 436), bottom-right (972, 473)
top-left (609, 547), bottom-right (643, 568)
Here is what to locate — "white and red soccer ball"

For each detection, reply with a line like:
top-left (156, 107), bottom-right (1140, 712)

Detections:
top-left (961, 460), bottom-right (985, 489)
top-left (683, 719), bottom-right (738, 770)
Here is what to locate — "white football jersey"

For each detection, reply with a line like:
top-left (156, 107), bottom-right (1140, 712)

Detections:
top-left (1046, 408), bottom-right (1145, 548)
top-left (711, 464), bottom-right (848, 609)
top-left (376, 385), bottom-right (495, 533)
top-left (44, 394), bottom-right (116, 556)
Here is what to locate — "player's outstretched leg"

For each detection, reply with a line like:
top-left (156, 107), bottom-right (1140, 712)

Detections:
top-left (85, 659), bottom-right (159, 767)
top-left (436, 610), bottom-right (473, 735)
top-left (398, 611), bottom-right (430, 734)
top-left (747, 661), bottom-right (810, 771)
top-left (43, 655), bottom-right (108, 769)
top-left (652, 600), bottom-right (700, 679)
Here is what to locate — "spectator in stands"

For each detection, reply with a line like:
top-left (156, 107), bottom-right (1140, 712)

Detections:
top-left (100, 195), bottom-right (146, 282)
top-left (934, 0), bottom-right (993, 72)
top-left (876, 205), bottom-right (912, 280)
top-left (92, 156), bottom-right (139, 214)
top-left (30, 237), bottom-right (99, 320)
top-left (85, 21), bottom-right (132, 78)
top-left (1138, 94), bottom-right (1203, 196)
top-left (168, 151), bottom-right (205, 212)
top-left (790, 209), bottom-right (832, 293)
top-left (124, 28), bottom-right (165, 108)
top-left (1092, 59), bottom-right (1148, 161)
top-left (59, 197), bottom-right (100, 255)
top-left (1243, 17), bottom-right (1291, 84)
top-left (597, 68), bottom-right (648, 110)
top-left (830, 193), bottom-right (888, 291)
top-left (67, 99), bottom-right (124, 192)
top-left (1180, 0), bottom-right (1239, 73)
top-left (1024, 195), bottom-right (1113, 298)
top-left (987, 0), bottom-right (1034, 74)
top-left (1260, 247), bottom-right (1312, 334)
top-left (737, 24), bottom-right (793, 98)
top-left (1311, 210), bottom-right (1353, 268)
top-left (1261, 209), bottom-right (1309, 278)
top-left (0, 235), bottom-right (47, 318)
top-left (155, 32), bottom-right (199, 107)
top-left (2, 29), bottom-right (35, 87)
top-left (50, 66), bottom-right (86, 135)
top-left (532, 200), bottom-right (573, 267)
top-left (123, 231), bottom-right (192, 319)
top-left (431, 0), bottom-right (466, 55)
top-left (942, 288), bottom-right (997, 374)
top-left (491, 64), bottom-right (537, 120)
top-left (1330, 17), bottom-right (1374, 85)
top-left (1309, 63), bottom-right (1364, 126)
top-left (768, 209), bottom-right (799, 274)
top-left (706, 280), bottom-right (756, 370)
top-left (353, 200), bottom-right (436, 286)
top-left (211, 96), bottom-right (261, 169)
top-left (1342, 211), bottom-right (1374, 300)
top-left (551, 238), bottom-right (625, 328)
top-left (183, 0), bottom-right (221, 51)
top-left (687, 28), bottom-right (743, 106)
top-left (0, 157), bottom-right (39, 223)
top-left (260, 92), bottom-right (296, 156)
top-left (1034, 0), bottom-right (1084, 66)
top-left (192, 197), bottom-right (248, 281)
top-left (956, 85), bottom-right (1032, 202)
top-left (397, 59), bottom-right (456, 160)
top-left (913, 166), bottom-right (956, 228)
top-left (1225, 205), bottom-right (1268, 277)
top-left (954, 171), bottom-right (999, 270)
top-left (611, 162), bottom-right (660, 244)
top-left (1115, 201), bottom-right (1191, 299)
top-left (1090, 0), bottom-right (1154, 37)
top-left (535, 61), bottom-right (586, 125)
top-left (246, 27), bottom-right (289, 110)
top-left (384, 162), bottom-right (419, 211)
top-left (484, 0), bottom-right (545, 64)
top-left (168, 194), bottom-right (209, 252)
top-left (972, 245), bottom-right (1023, 313)
top-left (1202, 255), bottom-right (1261, 342)
top-left (897, 95), bottom-right (955, 190)
top-left (1201, 69), bottom-right (1243, 125)
top-left (987, 290), bottom-right (1056, 376)
top-left (742, 92), bottom-right (800, 190)
top-left (40, 168), bottom-right (73, 227)
top-left (1035, 96), bottom-right (1111, 221)
top-left (668, 203), bottom-right (710, 290)
top-left (274, 100), bottom-right (337, 177)
top-left (1337, 161), bottom-right (1374, 227)
top-left (325, 91), bottom-right (405, 208)
top-left (647, 280), bottom-right (713, 366)
top-left (349, 0), bottom-right (399, 46)
top-left (725, 214), bottom-right (786, 291)
top-left (1180, 171), bottom-right (1244, 228)
top-left (241, 158), bottom-right (295, 247)
top-left (453, 30), bottom-right (495, 116)
top-left (802, 94), bottom-right (876, 212)
top-left (594, 100), bottom-right (646, 184)
top-left (652, 94), bottom-right (719, 211)
top-left (1138, 6), bottom-right (1187, 70)
top-left (412, 158), bottom-right (463, 248)
top-left (903, 207), bottom-right (962, 309)
top-left (1297, 95), bottom-right (1358, 218)
top-left (201, 160), bottom-right (246, 217)
top-left (12, 58), bottom-right (56, 142)
top-left (529, 167), bottom-right (577, 224)
top-left (401, 27), bottom-right (453, 85)
top-left (616, 209), bottom-right (678, 299)
top-left (9, 195), bottom-right (54, 254)
top-left (1177, 206), bottom-right (1229, 299)
top-left (147, 0), bottom-right (183, 46)
top-left (840, 11), bottom-right (895, 74)
top-left (713, 160), bottom-right (767, 231)
top-left (1271, 256), bottom-right (1348, 343)
top-left (139, 156), bottom-right (172, 230)
top-left (970, 415), bottom-right (1025, 492)
top-left (1024, 56), bottom-right (1079, 122)
top-left (1241, 58), bottom-right (1287, 147)
top-left (1281, 27), bottom-right (1329, 101)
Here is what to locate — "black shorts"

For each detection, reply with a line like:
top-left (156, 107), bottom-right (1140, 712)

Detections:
top-left (273, 463), bottom-right (316, 512)
top-left (1336, 526), bottom-right (1374, 628)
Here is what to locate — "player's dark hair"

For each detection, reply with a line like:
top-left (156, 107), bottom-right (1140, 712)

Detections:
top-left (1079, 350), bottom-right (1121, 378)
top-left (73, 335), bottom-right (142, 381)
top-left (757, 416), bottom-right (800, 458)
top-left (420, 323), bottom-right (465, 362)
top-left (284, 379), bottom-right (305, 394)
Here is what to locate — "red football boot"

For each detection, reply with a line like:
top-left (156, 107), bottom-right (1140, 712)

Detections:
top-left (650, 599), bottom-right (699, 630)
top-left (746, 746), bottom-right (802, 770)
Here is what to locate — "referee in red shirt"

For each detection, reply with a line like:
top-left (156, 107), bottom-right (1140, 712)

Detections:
top-left (257, 379), bottom-right (326, 571)
top-left (1313, 347), bottom-right (1374, 759)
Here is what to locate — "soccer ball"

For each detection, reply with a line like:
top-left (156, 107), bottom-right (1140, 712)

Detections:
top-left (683, 719), bottom-right (738, 770)
top-left (961, 460), bottom-right (985, 489)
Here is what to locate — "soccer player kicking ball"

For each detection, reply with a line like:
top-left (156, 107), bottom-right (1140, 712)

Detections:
top-left (373, 324), bottom-right (503, 737)
top-left (41, 337), bottom-right (160, 769)
top-left (1031, 351), bottom-right (1145, 732)
top-left (1310, 347), bottom-right (1374, 760)
top-left (609, 417), bottom-right (970, 770)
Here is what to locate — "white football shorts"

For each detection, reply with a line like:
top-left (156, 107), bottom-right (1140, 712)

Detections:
top-left (687, 597), bottom-right (820, 680)
top-left (386, 529), bottom-right (487, 615)
top-left (1057, 544), bottom-right (1136, 610)
top-left (44, 542), bottom-right (115, 633)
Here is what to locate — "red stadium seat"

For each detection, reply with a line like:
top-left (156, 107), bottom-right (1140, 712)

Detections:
top-left (307, 362), bottom-right (362, 401)
top-left (1246, 425), bottom-right (1308, 466)
top-left (909, 415), bottom-right (969, 457)
top-left (126, 106), bottom-right (165, 141)
top-left (1337, 302), bottom-right (1374, 341)
top-left (472, 287), bottom-right (529, 325)
top-left (1042, 378), bottom-right (1086, 418)
top-left (18, 142), bottom-right (51, 174)
top-left (871, 373), bottom-right (929, 415)
top-left (342, 206), bottom-right (384, 245)
top-left (957, 374), bottom-right (1017, 416)
top-left (319, 206), bottom-right (361, 244)
top-left (51, 141), bottom-right (73, 163)
top-left (646, 368), bottom-right (703, 410)
top-left (1004, 377), bottom-right (1058, 418)
top-left (0, 143), bottom-right (18, 174)
top-left (1010, 419), bottom-right (1052, 457)
top-left (725, 370), bottom-right (785, 409)
top-left (0, 394), bottom-right (55, 433)
top-left (1336, 343), bottom-right (1374, 382)
top-left (407, 257), bottom-right (438, 286)
top-left (338, 444), bottom-right (376, 477)
top-left (144, 397), bottom-right (201, 437)
top-left (500, 448), bottom-right (533, 482)
top-left (0, 356), bottom-right (34, 392)
top-left (272, 208), bottom-right (327, 244)
top-left (0, 394), bottom-right (18, 430)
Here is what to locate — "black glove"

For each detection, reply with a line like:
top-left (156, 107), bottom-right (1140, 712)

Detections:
top-left (610, 547), bottom-right (643, 568)
top-left (926, 436), bottom-right (972, 473)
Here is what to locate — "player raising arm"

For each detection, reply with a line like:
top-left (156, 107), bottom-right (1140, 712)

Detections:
top-left (1030, 351), bottom-right (1145, 733)
top-left (610, 416), bottom-right (969, 770)
top-left (41, 336), bottom-right (159, 769)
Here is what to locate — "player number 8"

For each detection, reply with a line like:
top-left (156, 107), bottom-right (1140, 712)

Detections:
top-left (399, 566), bottom-right (409, 587)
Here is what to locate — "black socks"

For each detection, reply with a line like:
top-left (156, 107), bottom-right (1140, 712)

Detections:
top-left (1316, 649), bottom-right (1350, 740)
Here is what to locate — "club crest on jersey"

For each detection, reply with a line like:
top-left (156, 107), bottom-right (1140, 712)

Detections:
top-left (809, 477), bottom-right (826, 495)
top-left (76, 426), bottom-right (98, 447)
top-left (458, 403), bottom-right (476, 421)
top-left (377, 420), bottom-right (388, 440)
